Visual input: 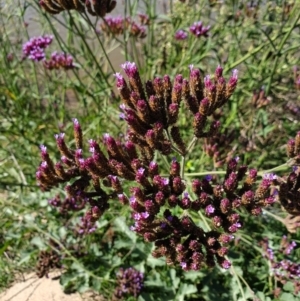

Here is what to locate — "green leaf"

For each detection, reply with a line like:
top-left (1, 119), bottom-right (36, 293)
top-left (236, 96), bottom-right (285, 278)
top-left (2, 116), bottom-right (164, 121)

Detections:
top-left (170, 269), bottom-right (180, 290)
top-left (30, 236), bottom-right (46, 249)
top-left (176, 283), bottom-right (197, 301)
top-left (114, 217), bottom-right (136, 242)
top-left (147, 254), bottom-right (165, 267)
top-left (283, 281), bottom-right (294, 293)
top-left (279, 292), bottom-right (297, 301)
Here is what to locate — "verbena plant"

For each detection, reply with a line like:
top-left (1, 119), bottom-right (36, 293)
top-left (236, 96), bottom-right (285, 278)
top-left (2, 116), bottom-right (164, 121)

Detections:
top-left (1, 1), bottom-right (300, 300)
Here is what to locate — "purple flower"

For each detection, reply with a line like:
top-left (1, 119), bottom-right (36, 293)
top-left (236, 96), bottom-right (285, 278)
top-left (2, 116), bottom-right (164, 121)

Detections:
top-left (40, 145), bottom-right (47, 155)
top-left (189, 21), bottom-right (210, 38)
top-left (263, 173), bottom-right (277, 181)
top-left (114, 267), bottom-right (144, 298)
top-left (228, 222), bottom-right (242, 233)
top-left (205, 204), bottom-right (215, 216)
top-left (43, 52), bottom-right (74, 70)
top-left (22, 35), bottom-right (53, 61)
top-left (174, 29), bottom-right (188, 40)
top-left (121, 61), bottom-right (138, 78)
top-left (180, 262), bottom-right (188, 270)
top-left (115, 72), bottom-right (126, 89)
top-left (101, 16), bottom-right (147, 38)
top-left (102, 16), bottom-right (124, 35)
top-left (228, 69), bottom-right (239, 88)
top-left (221, 259), bottom-right (231, 269)
top-left (160, 222), bottom-right (167, 228)
top-left (205, 174), bottom-right (213, 181)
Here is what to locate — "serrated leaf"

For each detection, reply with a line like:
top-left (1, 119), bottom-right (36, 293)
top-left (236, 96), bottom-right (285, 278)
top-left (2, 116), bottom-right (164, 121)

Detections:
top-left (147, 254), bottom-right (165, 267)
top-left (91, 276), bottom-right (102, 292)
top-left (256, 291), bottom-right (266, 301)
top-left (30, 236), bottom-right (46, 249)
top-left (283, 281), bottom-right (294, 293)
top-left (184, 270), bottom-right (203, 281)
top-left (18, 251), bottom-right (34, 265)
top-left (114, 216), bottom-right (136, 242)
top-left (170, 269), bottom-right (180, 290)
top-left (71, 261), bottom-right (85, 273)
top-left (279, 292), bottom-right (296, 301)
top-left (77, 274), bottom-right (90, 293)
top-left (176, 283), bottom-right (197, 301)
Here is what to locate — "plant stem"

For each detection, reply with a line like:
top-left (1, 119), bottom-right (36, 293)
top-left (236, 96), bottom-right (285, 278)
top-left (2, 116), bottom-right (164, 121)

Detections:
top-left (262, 209), bottom-right (285, 224)
top-left (82, 12), bottom-right (116, 74)
top-left (67, 11), bottom-right (111, 89)
top-left (185, 170), bottom-right (226, 177)
top-left (265, 4), bottom-right (300, 94)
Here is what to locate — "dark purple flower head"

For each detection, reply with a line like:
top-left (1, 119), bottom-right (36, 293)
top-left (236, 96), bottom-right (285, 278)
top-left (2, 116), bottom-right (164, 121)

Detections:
top-left (114, 267), bottom-right (144, 299)
top-left (281, 236), bottom-right (297, 255)
top-left (75, 148), bottom-right (83, 158)
top-left (189, 21), bottom-right (210, 37)
top-left (117, 194), bottom-right (128, 205)
top-left (228, 222), bottom-right (242, 233)
top-left (205, 174), bottom-right (213, 181)
top-left (133, 211), bottom-right (150, 221)
top-left (220, 259), bottom-right (231, 269)
top-left (204, 75), bottom-right (213, 89)
top-left (228, 69), bottom-right (238, 89)
top-left (101, 16), bottom-right (147, 38)
top-left (205, 204), bottom-right (215, 216)
top-left (219, 234), bottom-right (234, 244)
top-left (249, 168), bottom-right (257, 178)
top-left (215, 65), bottom-right (223, 79)
top-left (55, 132), bottom-right (65, 140)
top-left (175, 29), bottom-right (188, 40)
top-left (263, 173), bottom-right (277, 181)
top-left (40, 144), bottom-right (47, 156)
top-left (115, 72), bottom-right (126, 89)
top-left (43, 52), bottom-right (74, 70)
top-left (121, 61), bottom-right (138, 78)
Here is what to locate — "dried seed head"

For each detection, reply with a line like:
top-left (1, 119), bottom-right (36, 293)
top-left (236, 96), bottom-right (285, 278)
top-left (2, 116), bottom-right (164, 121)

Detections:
top-left (40, 0), bottom-right (116, 17)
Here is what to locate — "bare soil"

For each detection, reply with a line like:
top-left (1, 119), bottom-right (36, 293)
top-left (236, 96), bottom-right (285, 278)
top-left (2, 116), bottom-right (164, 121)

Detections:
top-left (0, 272), bottom-right (103, 301)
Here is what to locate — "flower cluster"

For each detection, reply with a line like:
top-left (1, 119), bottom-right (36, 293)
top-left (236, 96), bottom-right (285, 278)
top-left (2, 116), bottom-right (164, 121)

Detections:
top-left (22, 35), bottom-right (53, 61)
top-left (43, 52), bottom-right (74, 70)
top-left (279, 132), bottom-right (300, 216)
top-left (48, 193), bottom-right (85, 216)
top-left (203, 130), bottom-right (236, 168)
top-left (252, 88), bottom-right (271, 108)
top-left (174, 29), bottom-right (188, 40)
top-left (39, 0), bottom-right (116, 17)
top-left (36, 120), bottom-right (119, 234)
top-left (117, 63), bottom-right (237, 144)
top-left (112, 267), bottom-right (144, 300)
top-left (126, 158), bottom-right (276, 271)
top-left (175, 21), bottom-right (210, 41)
top-left (189, 21), bottom-right (211, 38)
top-left (99, 16), bottom-right (148, 38)
top-left (36, 249), bottom-right (61, 278)
top-left (23, 36), bottom-right (75, 71)
top-left (36, 62), bottom-right (278, 271)
top-left (260, 236), bottom-right (300, 297)
top-left (138, 13), bottom-right (150, 26)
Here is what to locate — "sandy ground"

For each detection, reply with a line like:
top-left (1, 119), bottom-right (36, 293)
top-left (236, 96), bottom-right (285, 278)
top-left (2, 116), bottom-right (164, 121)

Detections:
top-left (0, 272), bottom-right (102, 301)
